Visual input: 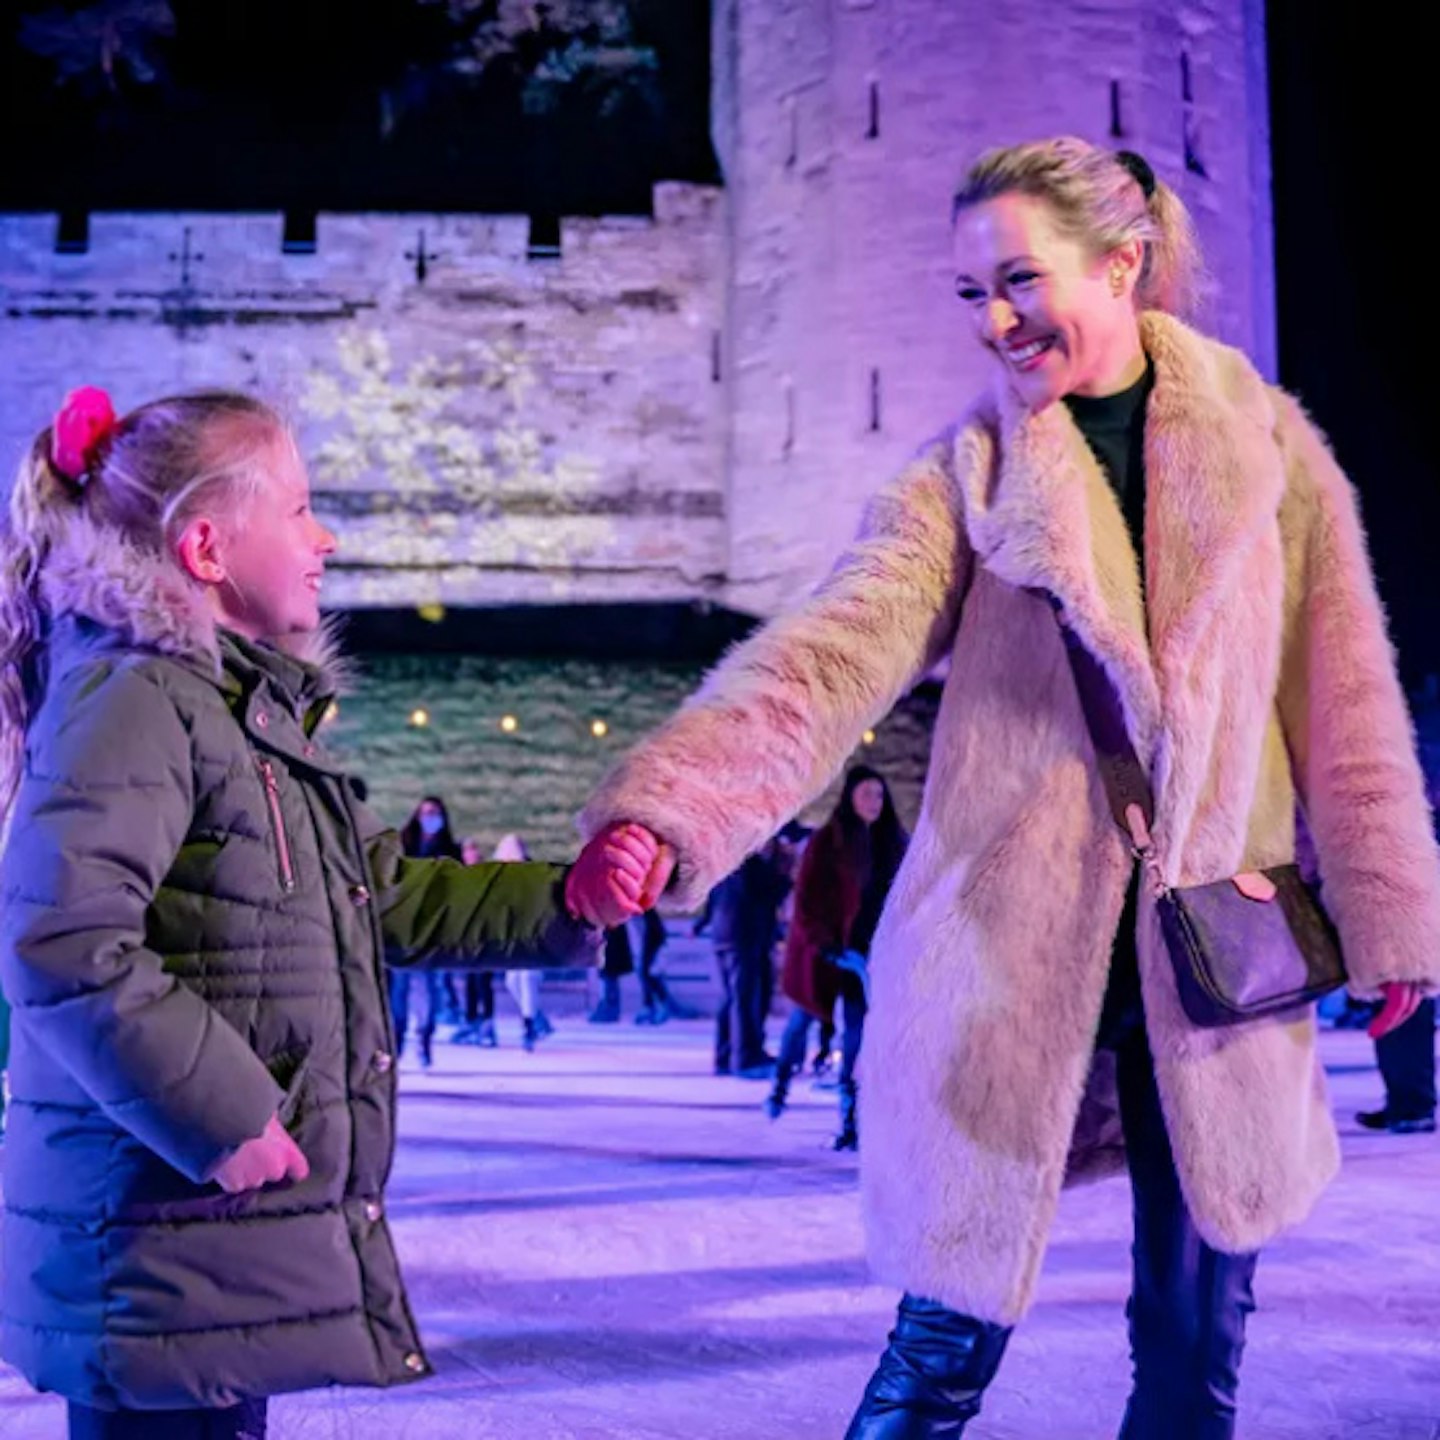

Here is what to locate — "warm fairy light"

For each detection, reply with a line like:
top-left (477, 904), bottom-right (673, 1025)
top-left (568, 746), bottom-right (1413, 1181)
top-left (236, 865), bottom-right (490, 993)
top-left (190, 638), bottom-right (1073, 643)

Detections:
top-left (862, 729), bottom-right (877, 745)
top-left (323, 702), bottom-right (340, 724)
top-left (416, 602), bottom-right (446, 624)
top-left (500, 715), bottom-right (519, 734)
top-left (591, 719), bottom-right (609, 738)
top-left (409, 708), bottom-right (430, 728)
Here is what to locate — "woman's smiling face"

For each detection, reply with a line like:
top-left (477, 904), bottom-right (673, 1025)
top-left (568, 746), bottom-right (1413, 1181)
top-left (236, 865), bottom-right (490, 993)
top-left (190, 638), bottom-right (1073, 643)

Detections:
top-left (952, 191), bottom-right (1143, 411)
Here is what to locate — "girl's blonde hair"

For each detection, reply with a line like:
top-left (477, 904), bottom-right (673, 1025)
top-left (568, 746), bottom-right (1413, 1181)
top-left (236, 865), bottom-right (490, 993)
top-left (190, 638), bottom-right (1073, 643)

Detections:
top-left (952, 137), bottom-right (1206, 319)
top-left (0, 389), bottom-right (285, 823)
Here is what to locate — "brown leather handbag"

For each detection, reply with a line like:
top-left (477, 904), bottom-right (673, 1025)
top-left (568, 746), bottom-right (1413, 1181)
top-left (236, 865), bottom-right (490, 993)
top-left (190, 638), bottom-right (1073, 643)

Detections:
top-left (1053, 605), bottom-right (1346, 1027)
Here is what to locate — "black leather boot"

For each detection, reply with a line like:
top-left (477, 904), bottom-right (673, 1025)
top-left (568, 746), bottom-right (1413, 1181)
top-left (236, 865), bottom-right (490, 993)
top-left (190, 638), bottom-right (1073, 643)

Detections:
top-left (765, 1063), bottom-right (792, 1119)
top-left (845, 1293), bottom-right (1011, 1438)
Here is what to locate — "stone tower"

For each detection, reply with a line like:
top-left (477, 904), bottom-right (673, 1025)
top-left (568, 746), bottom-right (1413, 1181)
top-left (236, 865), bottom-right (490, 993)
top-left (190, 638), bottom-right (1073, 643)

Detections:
top-left (712, 0), bottom-right (1274, 616)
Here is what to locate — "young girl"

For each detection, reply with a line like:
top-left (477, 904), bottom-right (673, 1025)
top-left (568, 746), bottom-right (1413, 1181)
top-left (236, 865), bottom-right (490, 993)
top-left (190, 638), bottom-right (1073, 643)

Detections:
top-left (0, 387), bottom-right (655, 1439)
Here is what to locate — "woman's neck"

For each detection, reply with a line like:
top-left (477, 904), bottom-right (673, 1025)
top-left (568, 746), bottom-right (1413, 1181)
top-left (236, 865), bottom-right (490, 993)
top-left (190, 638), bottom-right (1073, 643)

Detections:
top-left (1071, 328), bottom-right (1148, 399)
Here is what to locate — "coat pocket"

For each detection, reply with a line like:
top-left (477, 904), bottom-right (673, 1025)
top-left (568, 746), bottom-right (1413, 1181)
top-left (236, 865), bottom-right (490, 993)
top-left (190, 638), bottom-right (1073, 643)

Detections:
top-left (256, 757), bottom-right (298, 893)
top-left (271, 1047), bottom-right (313, 1129)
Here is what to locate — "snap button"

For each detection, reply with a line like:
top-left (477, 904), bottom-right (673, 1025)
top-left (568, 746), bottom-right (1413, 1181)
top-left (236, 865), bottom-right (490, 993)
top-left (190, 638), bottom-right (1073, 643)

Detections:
top-left (349, 884), bottom-right (371, 906)
top-left (372, 1050), bottom-right (394, 1075)
top-left (254, 710), bottom-right (269, 729)
top-left (403, 1351), bottom-right (426, 1375)
top-left (364, 1198), bottom-right (383, 1223)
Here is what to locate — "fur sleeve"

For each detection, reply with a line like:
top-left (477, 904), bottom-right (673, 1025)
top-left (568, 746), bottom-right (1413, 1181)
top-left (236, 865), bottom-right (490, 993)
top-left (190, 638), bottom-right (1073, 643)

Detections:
top-left (1273, 392), bottom-right (1440, 996)
top-left (579, 439), bottom-right (973, 907)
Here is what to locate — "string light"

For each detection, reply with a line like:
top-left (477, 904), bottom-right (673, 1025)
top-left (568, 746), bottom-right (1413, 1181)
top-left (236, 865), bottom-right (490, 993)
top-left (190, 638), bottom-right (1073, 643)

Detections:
top-left (500, 715), bottom-right (519, 734)
top-left (409, 708), bottom-right (430, 728)
top-left (862, 729), bottom-right (877, 745)
top-left (416, 602), bottom-right (446, 624)
top-left (591, 719), bottom-right (609, 738)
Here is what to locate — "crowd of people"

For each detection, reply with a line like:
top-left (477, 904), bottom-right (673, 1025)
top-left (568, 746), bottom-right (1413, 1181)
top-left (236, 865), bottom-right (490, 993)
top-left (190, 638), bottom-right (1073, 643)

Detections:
top-left (0, 131), bottom-right (1436, 1440)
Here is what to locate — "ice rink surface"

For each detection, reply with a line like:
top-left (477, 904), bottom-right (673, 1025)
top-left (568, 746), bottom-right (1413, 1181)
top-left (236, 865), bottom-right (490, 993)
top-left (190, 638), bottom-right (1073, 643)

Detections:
top-left (2, 992), bottom-right (1437, 1439)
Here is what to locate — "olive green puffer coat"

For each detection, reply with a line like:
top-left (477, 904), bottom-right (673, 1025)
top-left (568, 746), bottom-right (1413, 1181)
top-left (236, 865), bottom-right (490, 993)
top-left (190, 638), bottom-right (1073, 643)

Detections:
top-left (0, 542), bottom-right (600, 1410)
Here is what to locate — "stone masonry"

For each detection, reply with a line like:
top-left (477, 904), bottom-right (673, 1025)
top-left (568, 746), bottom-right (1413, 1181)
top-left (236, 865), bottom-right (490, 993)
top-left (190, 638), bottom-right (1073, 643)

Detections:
top-left (0, 0), bottom-right (1273, 620)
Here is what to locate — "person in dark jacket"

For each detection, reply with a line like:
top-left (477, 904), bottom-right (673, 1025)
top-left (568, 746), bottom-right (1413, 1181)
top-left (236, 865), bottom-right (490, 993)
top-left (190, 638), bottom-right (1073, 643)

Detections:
top-left (766, 765), bottom-right (908, 1148)
top-left (590, 922), bottom-right (634, 1022)
top-left (1357, 768), bottom-right (1440, 1133)
top-left (387, 795), bottom-right (460, 1068)
top-left (699, 835), bottom-right (793, 1077)
top-left (0, 389), bottom-right (654, 1439)
top-left (635, 908), bottom-right (689, 1024)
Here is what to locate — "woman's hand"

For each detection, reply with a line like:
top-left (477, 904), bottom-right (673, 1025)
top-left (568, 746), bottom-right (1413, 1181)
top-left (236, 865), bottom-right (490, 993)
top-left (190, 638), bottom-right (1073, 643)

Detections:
top-left (567, 823), bottom-right (662, 928)
top-left (209, 1114), bottom-right (310, 1194)
top-left (1368, 981), bottom-right (1426, 1039)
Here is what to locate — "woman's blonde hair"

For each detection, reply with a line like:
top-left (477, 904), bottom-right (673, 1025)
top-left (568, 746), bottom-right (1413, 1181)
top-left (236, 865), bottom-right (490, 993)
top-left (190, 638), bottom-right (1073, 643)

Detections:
top-left (952, 137), bottom-right (1206, 319)
top-left (0, 389), bottom-right (285, 823)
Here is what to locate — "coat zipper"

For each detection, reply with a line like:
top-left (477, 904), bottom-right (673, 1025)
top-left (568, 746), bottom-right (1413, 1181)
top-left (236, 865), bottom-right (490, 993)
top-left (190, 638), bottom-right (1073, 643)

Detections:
top-left (258, 757), bottom-right (297, 893)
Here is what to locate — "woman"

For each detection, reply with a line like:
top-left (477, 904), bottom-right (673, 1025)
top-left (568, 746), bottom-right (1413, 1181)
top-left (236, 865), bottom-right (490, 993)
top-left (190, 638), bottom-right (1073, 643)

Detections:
top-left (578, 137), bottom-right (1440, 1437)
top-left (391, 796), bottom-right (461, 1067)
top-left (768, 765), bottom-right (907, 1150)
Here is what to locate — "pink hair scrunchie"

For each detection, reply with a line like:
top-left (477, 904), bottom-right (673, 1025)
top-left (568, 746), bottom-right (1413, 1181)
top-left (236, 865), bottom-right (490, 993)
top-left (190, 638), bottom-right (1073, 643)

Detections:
top-left (51, 386), bottom-right (118, 486)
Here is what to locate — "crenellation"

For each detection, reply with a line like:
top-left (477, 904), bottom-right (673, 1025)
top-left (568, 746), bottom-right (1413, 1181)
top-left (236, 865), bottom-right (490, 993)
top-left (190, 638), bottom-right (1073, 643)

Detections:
top-left (0, 1), bottom-right (1273, 623)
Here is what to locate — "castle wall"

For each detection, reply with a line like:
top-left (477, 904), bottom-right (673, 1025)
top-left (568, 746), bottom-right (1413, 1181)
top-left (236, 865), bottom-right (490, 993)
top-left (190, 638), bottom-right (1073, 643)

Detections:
top-left (714, 0), bottom-right (1275, 615)
top-left (0, 186), bottom-right (727, 609)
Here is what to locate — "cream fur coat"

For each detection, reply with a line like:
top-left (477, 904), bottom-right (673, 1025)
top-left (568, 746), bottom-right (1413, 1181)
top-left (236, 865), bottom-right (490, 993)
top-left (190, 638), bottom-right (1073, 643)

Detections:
top-left (581, 312), bottom-right (1440, 1325)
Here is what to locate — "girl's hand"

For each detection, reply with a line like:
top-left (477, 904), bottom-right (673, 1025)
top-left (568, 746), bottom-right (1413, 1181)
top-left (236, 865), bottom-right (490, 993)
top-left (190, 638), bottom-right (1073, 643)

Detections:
top-left (209, 1114), bottom-right (310, 1194)
top-left (639, 842), bottom-right (676, 910)
top-left (1368, 981), bottom-right (1425, 1039)
top-left (566, 823), bottom-right (660, 928)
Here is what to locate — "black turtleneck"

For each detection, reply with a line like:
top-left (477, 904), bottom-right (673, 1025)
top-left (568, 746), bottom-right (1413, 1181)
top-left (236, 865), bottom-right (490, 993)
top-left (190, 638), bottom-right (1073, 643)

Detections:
top-left (1063, 362), bottom-right (1154, 568)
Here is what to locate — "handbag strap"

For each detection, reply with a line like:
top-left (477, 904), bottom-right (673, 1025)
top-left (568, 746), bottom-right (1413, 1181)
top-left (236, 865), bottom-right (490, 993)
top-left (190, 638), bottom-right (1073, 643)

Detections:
top-left (1047, 596), bottom-right (1156, 852)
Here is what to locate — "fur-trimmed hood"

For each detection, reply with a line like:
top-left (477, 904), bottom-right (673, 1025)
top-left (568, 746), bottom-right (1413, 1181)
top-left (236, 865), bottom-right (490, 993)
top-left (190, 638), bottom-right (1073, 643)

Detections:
top-left (36, 511), bottom-right (349, 697)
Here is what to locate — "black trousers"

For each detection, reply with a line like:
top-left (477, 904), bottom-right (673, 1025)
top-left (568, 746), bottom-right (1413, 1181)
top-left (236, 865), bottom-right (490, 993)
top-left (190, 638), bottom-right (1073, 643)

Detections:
top-left (1104, 876), bottom-right (1259, 1437)
top-left (1376, 996), bottom-right (1437, 1118)
top-left (69, 1400), bottom-right (267, 1439)
top-left (714, 944), bottom-right (770, 1071)
top-left (462, 970), bottom-right (496, 1024)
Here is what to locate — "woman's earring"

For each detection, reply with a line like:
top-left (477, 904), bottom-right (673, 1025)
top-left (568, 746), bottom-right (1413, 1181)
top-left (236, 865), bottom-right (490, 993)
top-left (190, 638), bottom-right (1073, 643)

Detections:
top-left (1110, 270), bottom-right (1126, 297)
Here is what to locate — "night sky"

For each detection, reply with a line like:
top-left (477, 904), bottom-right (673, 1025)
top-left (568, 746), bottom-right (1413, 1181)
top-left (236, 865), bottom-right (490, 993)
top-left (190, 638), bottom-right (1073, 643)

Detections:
top-left (1267, 1), bottom-right (1437, 690)
top-left (2, 2), bottom-right (1433, 683)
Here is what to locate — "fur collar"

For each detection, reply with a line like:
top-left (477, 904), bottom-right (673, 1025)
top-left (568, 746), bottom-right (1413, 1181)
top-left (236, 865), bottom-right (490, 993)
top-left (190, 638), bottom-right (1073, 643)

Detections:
top-left (953, 311), bottom-right (1285, 769)
top-left (38, 512), bottom-right (349, 695)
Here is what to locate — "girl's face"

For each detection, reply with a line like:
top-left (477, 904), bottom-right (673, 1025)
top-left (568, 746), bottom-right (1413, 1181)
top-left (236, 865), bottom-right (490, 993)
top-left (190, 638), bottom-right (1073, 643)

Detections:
top-left (460, 839), bottom-right (484, 866)
top-left (417, 800), bottom-right (446, 836)
top-left (851, 778), bottom-right (886, 825)
top-left (951, 192), bottom-right (1145, 411)
top-left (196, 431), bottom-right (338, 641)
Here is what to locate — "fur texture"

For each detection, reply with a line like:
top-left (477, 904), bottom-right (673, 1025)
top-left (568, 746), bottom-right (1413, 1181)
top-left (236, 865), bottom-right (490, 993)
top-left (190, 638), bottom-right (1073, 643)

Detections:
top-left (583, 314), bottom-right (1440, 1324)
top-left (35, 512), bottom-right (349, 688)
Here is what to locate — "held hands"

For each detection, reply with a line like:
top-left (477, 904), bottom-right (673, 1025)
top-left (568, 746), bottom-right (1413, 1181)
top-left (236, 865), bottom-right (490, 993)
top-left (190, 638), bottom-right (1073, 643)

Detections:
top-left (566, 822), bottom-right (677, 928)
top-left (209, 1114), bottom-right (310, 1194)
top-left (1368, 981), bottom-right (1426, 1040)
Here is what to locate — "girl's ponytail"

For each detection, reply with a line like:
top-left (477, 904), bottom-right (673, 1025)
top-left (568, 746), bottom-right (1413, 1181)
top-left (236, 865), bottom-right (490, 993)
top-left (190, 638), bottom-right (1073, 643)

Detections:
top-left (0, 431), bottom-right (78, 829)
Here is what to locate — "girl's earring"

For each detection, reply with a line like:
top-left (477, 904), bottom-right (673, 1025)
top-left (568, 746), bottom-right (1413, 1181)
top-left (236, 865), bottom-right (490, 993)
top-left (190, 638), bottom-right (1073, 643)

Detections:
top-left (1110, 270), bottom-right (1126, 297)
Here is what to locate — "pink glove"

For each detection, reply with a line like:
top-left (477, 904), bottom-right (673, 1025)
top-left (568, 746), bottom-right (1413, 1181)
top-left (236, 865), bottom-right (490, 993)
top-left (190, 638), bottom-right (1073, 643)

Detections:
top-left (566, 822), bottom-right (661, 928)
top-left (1369, 980), bottom-right (1425, 1039)
top-left (208, 1114), bottom-right (310, 1194)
